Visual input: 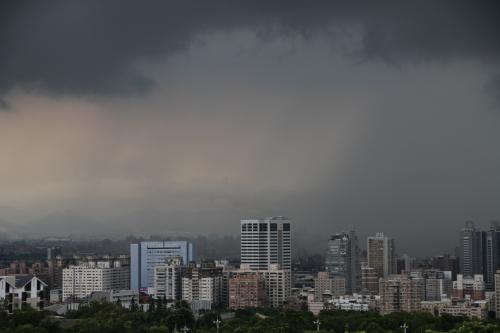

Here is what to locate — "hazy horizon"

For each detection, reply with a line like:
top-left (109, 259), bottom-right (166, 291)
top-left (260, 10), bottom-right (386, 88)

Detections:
top-left (1, 1), bottom-right (500, 257)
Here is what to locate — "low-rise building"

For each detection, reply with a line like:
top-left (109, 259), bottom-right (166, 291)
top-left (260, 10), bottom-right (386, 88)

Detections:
top-left (327, 293), bottom-right (378, 312)
top-left (50, 289), bottom-right (63, 303)
top-left (421, 299), bottom-right (488, 320)
top-left (89, 289), bottom-right (140, 308)
top-left (307, 294), bottom-right (325, 315)
top-left (0, 275), bottom-right (47, 313)
top-left (314, 271), bottom-right (345, 301)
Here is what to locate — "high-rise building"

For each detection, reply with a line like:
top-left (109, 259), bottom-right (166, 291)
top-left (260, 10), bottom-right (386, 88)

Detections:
top-left (181, 262), bottom-right (223, 308)
top-left (379, 275), bottom-right (424, 315)
top-left (262, 264), bottom-right (292, 308)
top-left (421, 270), bottom-right (453, 301)
top-left (459, 221), bottom-right (483, 277)
top-left (153, 257), bottom-right (183, 300)
top-left (452, 274), bottom-right (485, 301)
top-left (314, 271), bottom-right (346, 301)
top-left (367, 233), bottom-right (396, 278)
top-left (361, 263), bottom-right (379, 294)
top-left (62, 259), bottom-right (130, 300)
top-left (325, 230), bottom-right (360, 293)
top-left (494, 270), bottom-right (500, 319)
top-left (130, 241), bottom-right (194, 291)
top-left (240, 217), bottom-right (291, 271)
top-left (228, 271), bottom-right (267, 309)
top-left (482, 222), bottom-right (500, 290)
top-left (240, 217), bottom-right (292, 308)
top-left (430, 254), bottom-right (459, 280)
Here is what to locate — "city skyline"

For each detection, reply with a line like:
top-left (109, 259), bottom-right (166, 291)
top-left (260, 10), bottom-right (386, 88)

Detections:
top-left (3, 2), bottom-right (500, 328)
top-left (1, 1), bottom-right (500, 258)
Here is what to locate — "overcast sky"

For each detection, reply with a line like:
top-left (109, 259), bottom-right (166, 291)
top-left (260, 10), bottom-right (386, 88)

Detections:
top-left (1, 1), bottom-right (500, 256)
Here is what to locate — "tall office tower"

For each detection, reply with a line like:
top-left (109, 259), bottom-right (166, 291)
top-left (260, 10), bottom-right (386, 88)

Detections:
top-left (361, 263), bottom-right (379, 294)
top-left (130, 241), bottom-right (194, 291)
top-left (228, 271), bottom-right (267, 310)
top-left (153, 257), bottom-right (183, 300)
top-left (483, 222), bottom-right (500, 291)
top-left (430, 254), bottom-right (459, 280)
top-left (379, 275), bottom-right (424, 315)
top-left (459, 221), bottom-right (483, 278)
top-left (367, 232), bottom-right (396, 278)
top-left (240, 217), bottom-right (291, 271)
top-left (62, 260), bottom-right (130, 300)
top-left (314, 271), bottom-right (346, 301)
top-left (325, 230), bottom-right (360, 293)
top-left (181, 262), bottom-right (223, 308)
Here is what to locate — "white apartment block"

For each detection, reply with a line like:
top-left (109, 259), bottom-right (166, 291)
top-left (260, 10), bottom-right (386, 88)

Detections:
top-left (262, 264), bottom-right (292, 308)
top-left (181, 264), bottom-right (223, 307)
top-left (182, 275), bottom-right (222, 305)
top-left (240, 217), bottom-right (291, 271)
top-left (63, 261), bottom-right (129, 300)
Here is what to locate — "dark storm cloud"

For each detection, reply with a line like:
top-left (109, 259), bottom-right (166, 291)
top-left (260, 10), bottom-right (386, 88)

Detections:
top-left (1, 0), bottom-right (500, 97)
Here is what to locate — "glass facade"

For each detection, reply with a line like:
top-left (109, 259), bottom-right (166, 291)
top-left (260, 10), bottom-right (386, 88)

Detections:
top-left (130, 241), bottom-right (194, 290)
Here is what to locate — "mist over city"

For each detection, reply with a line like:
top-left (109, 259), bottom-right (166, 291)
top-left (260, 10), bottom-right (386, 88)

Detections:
top-left (1, 1), bottom-right (500, 332)
top-left (1, 1), bottom-right (500, 257)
